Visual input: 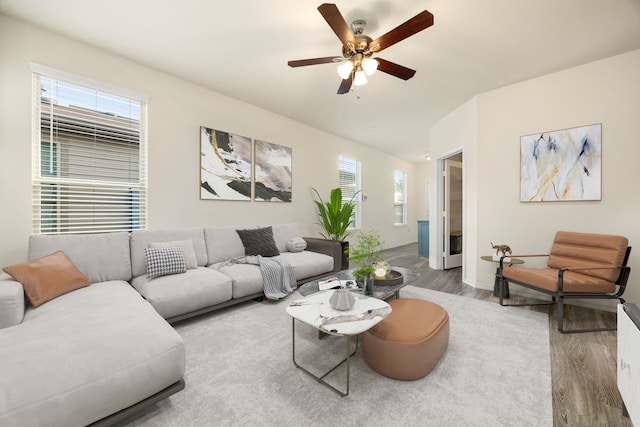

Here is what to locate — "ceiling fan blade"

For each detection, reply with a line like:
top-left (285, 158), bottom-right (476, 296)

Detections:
top-left (337, 74), bottom-right (353, 94)
top-left (369, 10), bottom-right (434, 53)
top-left (376, 58), bottom-right (416, 80)
top-left (318, 3), bottom-right (356, 49)
top-left (288, 57), bottom-right (342, 67)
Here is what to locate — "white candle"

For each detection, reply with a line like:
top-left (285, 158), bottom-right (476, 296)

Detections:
top-left (374, 268), bottom-right (386, 278)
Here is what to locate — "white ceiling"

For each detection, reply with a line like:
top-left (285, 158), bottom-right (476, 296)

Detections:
top-left (2, 0), bottom-right (640, 162)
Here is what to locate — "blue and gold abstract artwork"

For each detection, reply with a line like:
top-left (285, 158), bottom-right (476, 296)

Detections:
top-left (520, 123), bottom-right (601, 202)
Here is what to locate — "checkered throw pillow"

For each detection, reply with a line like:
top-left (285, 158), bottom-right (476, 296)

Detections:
top-left (144, 246), bottom-right (187, 279)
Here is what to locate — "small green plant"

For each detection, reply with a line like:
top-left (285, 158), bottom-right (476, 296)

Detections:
top-left (312, 187), bottom-right (359, 241)
top-left (348, 229), bottom-right (385, 281)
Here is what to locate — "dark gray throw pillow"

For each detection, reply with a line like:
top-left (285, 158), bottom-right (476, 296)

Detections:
top-left (236, 227), bottom-right (280, 257)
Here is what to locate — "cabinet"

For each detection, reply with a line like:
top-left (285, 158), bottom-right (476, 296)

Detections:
top-left (618, 303), bottom-right (640, 424)
top-left (418, 220), bottom-right (429, 258)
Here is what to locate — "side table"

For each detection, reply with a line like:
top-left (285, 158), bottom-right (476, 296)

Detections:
top-left (480, 255), bottom-right (524, 298)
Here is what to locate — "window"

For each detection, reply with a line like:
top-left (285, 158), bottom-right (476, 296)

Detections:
top-left (32, 65), bottom-right (147, 234)
top-left (394, 170), bottom-right (407, 225)
top-left (338, 155), bottom-right (361, 229)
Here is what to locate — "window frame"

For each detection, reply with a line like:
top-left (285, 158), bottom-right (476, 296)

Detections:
top-left (338, 155), bottom-right (362, 230)
top-left (31, 64), bottom-right (148, 235)
top-left (394, 169), bottom-right (407, 226)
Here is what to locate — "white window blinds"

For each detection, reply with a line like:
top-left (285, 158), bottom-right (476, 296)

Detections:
top-left (338, 155), bottom-right (361, 229)
top-left (32, 69), bottom-right (147, 234)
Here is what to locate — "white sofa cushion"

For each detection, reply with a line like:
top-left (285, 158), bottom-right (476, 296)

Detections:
top-left (28, 232), bottom-right (132, 283)
top-left (0, 274), bottom-right (24, 329)
top-left (131, 267), bottom-right (232, 319)
top-left (204, 226), bottom-right (257, 265)
top-left (214, 263), bottom-right (264, 299)
top-left (276, 251), bottom-right (334, 281)
top-left (0, 280), bottom-right (184, 427)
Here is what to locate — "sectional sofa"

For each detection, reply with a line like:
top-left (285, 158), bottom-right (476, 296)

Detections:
top-left (0, 223), bottom-right (341, 426)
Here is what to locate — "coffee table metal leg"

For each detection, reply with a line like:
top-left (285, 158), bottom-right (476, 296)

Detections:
top-left (291, 318), bottom-right (357, 397)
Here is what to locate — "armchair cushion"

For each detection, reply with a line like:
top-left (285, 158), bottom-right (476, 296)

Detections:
top-left (548, 231), bottom-right (629, 282)
top-left (502, 267), bottom-right (616, 294)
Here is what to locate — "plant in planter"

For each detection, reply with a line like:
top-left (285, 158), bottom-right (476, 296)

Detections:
top-left (348, 229), bottom-right (385, 283)
top-left (311, 187), bottom-right (359, 268)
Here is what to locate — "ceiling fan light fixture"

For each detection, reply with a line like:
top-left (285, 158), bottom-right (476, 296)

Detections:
top-left (353, 70), bottom-right (367, 86)
top-left (362, 57), bottom-right (378, 76)
top-left (337, 61), bottom-right (354, 79)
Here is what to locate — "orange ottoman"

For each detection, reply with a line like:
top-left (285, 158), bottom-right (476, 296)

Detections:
top-left (362, 298), bottom-right (449, 380)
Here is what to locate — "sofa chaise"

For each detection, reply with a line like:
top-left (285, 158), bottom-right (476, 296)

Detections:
top-left (0, 223), bottom-right (340, 426)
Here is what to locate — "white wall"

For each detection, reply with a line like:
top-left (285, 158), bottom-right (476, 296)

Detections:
top-left (0, 14), bottom-right (418, 266)
top-left (429, 49), bottom-right (640, 309)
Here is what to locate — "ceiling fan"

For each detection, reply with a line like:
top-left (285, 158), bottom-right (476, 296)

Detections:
top-left (288, 3), bottom-right (434, 94)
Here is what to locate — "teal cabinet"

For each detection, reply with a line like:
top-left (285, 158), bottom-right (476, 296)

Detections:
top-left (418, 220), bottom-right (429, 258)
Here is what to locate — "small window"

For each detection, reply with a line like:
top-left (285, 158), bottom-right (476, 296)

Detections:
top-left (338, 155), bottom-right (361, 229)
top-left (394, 170), bottom-right (407, 225)
top-left (32, 66), bottom-right (147, 234)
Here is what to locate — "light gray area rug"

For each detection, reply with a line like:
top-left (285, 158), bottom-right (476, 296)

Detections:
top-left (119, 286), bottom-right (552, 426)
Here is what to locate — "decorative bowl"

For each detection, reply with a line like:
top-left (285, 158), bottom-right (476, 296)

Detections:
top-left (373, 270), bottom-right (404, 286)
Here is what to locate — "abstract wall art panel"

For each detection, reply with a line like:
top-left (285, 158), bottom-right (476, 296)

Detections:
top-left (200, 126), bottom-right (252, 201)
top-left (254, 140), bottom-right (292, 202)
top-left (520, 123), bottom-right (602, 202)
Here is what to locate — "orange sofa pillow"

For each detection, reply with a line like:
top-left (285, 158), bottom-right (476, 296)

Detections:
top-left (3, 250), bottom-right (91, 307)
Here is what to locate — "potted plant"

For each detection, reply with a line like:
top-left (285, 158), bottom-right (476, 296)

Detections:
top-left (311, 187), bottom-right (359, 268)
top-left (348, 229), bottom-right (385, 295)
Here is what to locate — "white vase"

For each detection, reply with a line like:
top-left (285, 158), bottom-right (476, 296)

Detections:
top-left (329, 288), bottom-right (356, 310)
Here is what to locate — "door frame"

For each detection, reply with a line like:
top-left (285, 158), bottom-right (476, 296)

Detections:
top-left (443, 158), bottom-right (463, 269)
top-left (433, 147), bottom-right (464, 271)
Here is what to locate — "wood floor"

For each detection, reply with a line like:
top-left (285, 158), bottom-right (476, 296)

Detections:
top-left (382, 243), bottom-right (631, 427)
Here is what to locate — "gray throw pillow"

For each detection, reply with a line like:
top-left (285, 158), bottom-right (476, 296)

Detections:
top-left (144, 246), bottom-right (187, 279)
top-left (236, 226), bottom-right (280, 257)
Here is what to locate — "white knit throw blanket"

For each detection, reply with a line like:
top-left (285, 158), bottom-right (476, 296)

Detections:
top-left (222, 256), bottom-right (295, 300)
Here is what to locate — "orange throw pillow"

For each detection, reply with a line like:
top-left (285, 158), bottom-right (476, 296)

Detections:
top-left (3, 250), bottom-right (91, 307)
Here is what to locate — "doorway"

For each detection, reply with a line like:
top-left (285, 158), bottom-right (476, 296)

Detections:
top-left (442, 152), bottom-right (463, 269)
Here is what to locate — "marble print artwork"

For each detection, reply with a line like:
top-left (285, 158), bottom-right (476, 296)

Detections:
top-left (254, 140), bottom-right (292, 202)
top-left (200, 126), bottom-right (252, 200)
top-left (520, 123), bottom-right (601, 202)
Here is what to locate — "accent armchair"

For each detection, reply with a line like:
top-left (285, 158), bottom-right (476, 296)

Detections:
top-left (497, 231), bottom-right (631, 333)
